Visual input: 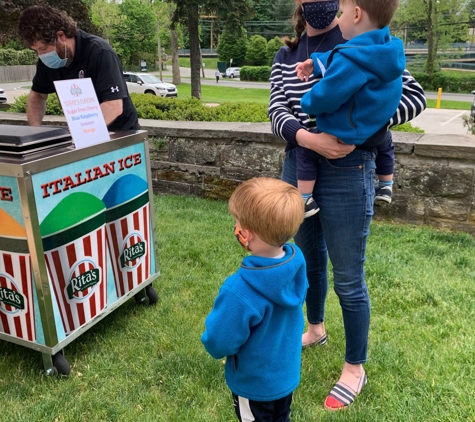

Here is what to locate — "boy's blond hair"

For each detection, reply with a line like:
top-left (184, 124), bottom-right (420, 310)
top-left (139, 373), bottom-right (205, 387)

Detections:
top-left (341, 0), bottom-right (400, 28)
top-left (229, 178), bottom-right (304, 247)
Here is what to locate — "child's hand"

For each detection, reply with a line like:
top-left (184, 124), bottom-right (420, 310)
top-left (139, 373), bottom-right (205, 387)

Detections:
top-left (296, 59), bottom-right (314, 82)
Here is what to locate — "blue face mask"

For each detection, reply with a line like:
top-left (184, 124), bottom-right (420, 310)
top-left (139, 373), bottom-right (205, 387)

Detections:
top-left (38, 40), bottom-right (67, 69)
top-left (302, 0), bottom-right (339, 30)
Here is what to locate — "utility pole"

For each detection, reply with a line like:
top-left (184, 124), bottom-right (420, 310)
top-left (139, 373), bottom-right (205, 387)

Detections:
top-left (210, 20), bottom-right (214, 49)
top-left (157, 22), bottom-right (163, 80)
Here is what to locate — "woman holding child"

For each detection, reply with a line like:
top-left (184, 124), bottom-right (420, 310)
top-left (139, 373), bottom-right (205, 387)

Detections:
top-left (268, 0), bottom-right (426, 410)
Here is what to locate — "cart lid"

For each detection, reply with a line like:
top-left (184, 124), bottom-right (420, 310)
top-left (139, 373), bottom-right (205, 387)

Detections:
top-left (0, 125), bottom-right (72, 155)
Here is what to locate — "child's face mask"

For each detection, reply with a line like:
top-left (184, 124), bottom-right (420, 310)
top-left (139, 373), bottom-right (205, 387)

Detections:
top-left (234, 225), bottom-right (251, 251)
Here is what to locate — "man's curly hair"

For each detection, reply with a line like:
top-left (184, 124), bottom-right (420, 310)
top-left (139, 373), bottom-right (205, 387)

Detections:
top-left (18, 6), bottom-right (78, 47)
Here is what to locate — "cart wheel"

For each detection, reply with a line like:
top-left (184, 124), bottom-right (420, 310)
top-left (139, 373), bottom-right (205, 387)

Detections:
top-left (135, 290), bottom-right (150, 305)
top-left (52, 352), bottom-right (71, 376)
top-left (145, 285), bottom-right (159, 305)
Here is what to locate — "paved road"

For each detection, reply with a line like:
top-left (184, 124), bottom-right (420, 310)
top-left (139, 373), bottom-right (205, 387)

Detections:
top-left (1, 68), bottom-right (473, 136)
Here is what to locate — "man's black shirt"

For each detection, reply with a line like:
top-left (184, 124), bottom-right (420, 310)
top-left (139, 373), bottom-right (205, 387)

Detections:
top-left (32, 30), bottom-right (140, 131)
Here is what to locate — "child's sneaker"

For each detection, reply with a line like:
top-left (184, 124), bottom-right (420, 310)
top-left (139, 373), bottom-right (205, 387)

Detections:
top-left (374, 186), bottom-right (392, 206)
top-left (304, 196), bottom-right (320, 218)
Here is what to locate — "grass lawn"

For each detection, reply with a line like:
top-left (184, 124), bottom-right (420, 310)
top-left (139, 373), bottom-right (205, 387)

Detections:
top-left (1, 194), bottom-right (474, 421)
top-left (174, 82), bottom-right (473, 111)
top-left (176, 83), bottom-right (270, 104)
top-left (426, 99), bottom-right (471, 111)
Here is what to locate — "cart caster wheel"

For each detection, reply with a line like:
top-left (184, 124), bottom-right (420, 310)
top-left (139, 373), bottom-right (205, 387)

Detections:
top-left (52, 352), bottom-right (71, 376)
top-left (134, 291), bottom-right (150, 305)
top-left (145, 285), bottom-right (159, 305)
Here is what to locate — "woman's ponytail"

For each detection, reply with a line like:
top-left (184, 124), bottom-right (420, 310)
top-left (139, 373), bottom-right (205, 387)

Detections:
top-left (283, 4), bottom-right (306, 50)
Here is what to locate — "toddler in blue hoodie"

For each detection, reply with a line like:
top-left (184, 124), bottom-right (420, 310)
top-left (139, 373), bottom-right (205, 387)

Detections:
top-left (296, 0), bottom-right (405, 217)
top-left (201, 177), bottom-right (308, 421)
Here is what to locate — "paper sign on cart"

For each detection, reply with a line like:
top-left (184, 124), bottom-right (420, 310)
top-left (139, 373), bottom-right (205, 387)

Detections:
top-left (54, 78), bottom-right (110, 148)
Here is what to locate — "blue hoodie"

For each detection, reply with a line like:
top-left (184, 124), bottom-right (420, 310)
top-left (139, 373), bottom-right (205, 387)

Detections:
top-left (300, 26), bottom-right (405, 145)
top-left (201, 243), bottom-right (308, 401)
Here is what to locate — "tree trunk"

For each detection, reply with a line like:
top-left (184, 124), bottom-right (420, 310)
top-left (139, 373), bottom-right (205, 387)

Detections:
top-left (188, 4), bottom-right (201, 100)
top-left (170, 28), bottom-right (181, 85)
top-left (425, 0), bottom-right (438, 76)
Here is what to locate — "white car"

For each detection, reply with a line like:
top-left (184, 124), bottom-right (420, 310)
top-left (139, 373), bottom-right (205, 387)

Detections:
top-left (123, 72), bottom-right (177, 98)
top-left (224, 67), bottom-right (241, 78)
top-left (0, 87), bottom-right (6, 104)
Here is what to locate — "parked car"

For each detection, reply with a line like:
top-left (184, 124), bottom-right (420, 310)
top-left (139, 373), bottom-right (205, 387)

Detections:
top-left (223, 67), bottom-right (241, 78)
top-left (123, 72), bottom-right (177, 97)
top-left (471, 90), bottom-right (475, 118)
top-left (0, 87), bottom-right (7, 104)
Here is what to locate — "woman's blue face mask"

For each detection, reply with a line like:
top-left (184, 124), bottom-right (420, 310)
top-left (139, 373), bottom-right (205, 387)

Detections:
top-left (38, 40), bottom-right (67, 69)
top-left (302, 0), bottom-right (339, 30)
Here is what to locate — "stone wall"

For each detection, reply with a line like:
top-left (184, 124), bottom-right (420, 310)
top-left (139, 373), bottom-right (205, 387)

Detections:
top-left (1, 112), bottom-right (474, 233)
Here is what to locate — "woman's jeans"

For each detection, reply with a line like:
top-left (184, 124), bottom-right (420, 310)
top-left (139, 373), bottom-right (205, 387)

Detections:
top-left (282, 148), bottom-right (376, 364)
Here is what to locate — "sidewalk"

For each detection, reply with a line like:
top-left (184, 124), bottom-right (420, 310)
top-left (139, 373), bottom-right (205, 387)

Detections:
top-left (409, 108), bottom-right (471, 135)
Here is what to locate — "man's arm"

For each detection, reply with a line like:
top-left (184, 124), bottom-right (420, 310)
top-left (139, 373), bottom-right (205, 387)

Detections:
top-left (27, 91), bottom-right (48, 126)
top-left (100, 99), bottom-right (123, 127)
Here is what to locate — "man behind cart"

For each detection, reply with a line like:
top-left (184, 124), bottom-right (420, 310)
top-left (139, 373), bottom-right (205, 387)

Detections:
top-left (18, 5), bottom-right (140, 131)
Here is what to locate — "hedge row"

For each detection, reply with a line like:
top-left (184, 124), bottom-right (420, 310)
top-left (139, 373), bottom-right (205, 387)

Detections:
top-left (0, 49), bottom-right (37, 66)
top-left (8, 93), bottom-right (269, 123)
top-left (238, 65), bottom-right (475, 95)
top-left (240, 66), bottom-right (272, 82)
top-left (7, 92), bottom-right (422, 132)
top-left (411, 71), bottom-right (475, 93)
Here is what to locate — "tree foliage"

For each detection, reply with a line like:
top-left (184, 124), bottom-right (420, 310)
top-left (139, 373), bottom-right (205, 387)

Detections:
top-left (168, 0), bottom-right (255, 99)
top-left (117, 0), bottom-right (157, 66)
top-left (0, 0), bottom-right (97, 45)
top-left (266, 36), bottom-right (284, 66)
top-left (216, 30), bottom-right (248, 67)
top-left (247, 0), bottom-right (294, 40)
top-left (245, 35), bottom-right (268, 66)
top-left (90, 0), bottom-right (125, 46)
top-left (392, 0), bottom-right (469, 75)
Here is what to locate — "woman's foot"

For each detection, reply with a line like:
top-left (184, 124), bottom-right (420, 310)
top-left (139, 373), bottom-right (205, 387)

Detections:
top-left (302, 323), bottom-right (327, 348)
top-left (324, 363), bottom-right (367, 410)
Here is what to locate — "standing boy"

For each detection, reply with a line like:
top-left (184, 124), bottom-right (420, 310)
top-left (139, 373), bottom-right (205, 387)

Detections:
top-left (201, 177), bottom-right (307, 422)
top-left (295, 0), bottom-right (405, 216)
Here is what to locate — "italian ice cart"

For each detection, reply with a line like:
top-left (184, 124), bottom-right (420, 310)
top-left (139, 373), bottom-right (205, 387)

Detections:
top-left (0, 125), bottom-right (159, 375)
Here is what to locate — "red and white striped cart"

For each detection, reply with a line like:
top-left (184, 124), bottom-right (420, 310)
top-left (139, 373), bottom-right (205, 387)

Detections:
top-left (0, 126), bottom-right (159, 375)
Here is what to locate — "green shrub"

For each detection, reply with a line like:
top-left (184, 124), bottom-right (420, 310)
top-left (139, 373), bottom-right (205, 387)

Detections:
top-left (391, 122), bottom-right (424, 133)
top-left (216, 31), bottom-right (248, 66)
top-left (213, 102), bottom-right (269, 123)
top-left (240, 66), bottom-right (271, 82)
top-left (266, 37), bottom-right (284, 66)
top-left (0, 48), bottom-right (37, 66)
top-left (410, 70), bottom-right (475, 93)
top-left (245, 35), bottom-right (268, 66)
top-left (7, 92), bottom-right (421, 130)
top-left (7, 94), bottom-right (28, 113)
top-left (131, 94), bottom-right (268, 122)
top-left (8, 93), bottom-right (63, 115)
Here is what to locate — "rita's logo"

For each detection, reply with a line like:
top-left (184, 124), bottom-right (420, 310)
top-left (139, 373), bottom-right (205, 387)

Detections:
top-left (70, 83), bottom-right (82, 97)
top-left (120, 232), bottom-right (146, 270)
top-left (0, 276), bottom-right (25, 312)
top-left (78, 70), bottom-right (85, 79)
top-left (66, 259), bottom-right (101, 300)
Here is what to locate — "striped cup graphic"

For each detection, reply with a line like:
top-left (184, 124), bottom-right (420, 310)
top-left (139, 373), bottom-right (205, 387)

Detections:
top-left (41, 193), bottom-right (107, 335)
top-left (103, 175), bottom-right (151, 298)
top-left (0, 210), bottom-right (35, 342)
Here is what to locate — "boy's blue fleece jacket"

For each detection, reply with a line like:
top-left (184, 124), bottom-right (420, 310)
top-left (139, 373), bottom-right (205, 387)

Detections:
top-left (201, 243), bottom-right (308, 401)
top-left (301, 26), bottom-right (405, 144)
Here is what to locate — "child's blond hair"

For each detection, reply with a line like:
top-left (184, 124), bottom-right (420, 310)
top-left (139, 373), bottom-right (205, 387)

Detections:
top-left (341, 0), bottom-right (400, 28)
top-left (229, 177), bottom-right (304, 247)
